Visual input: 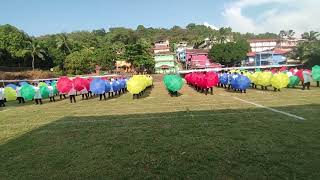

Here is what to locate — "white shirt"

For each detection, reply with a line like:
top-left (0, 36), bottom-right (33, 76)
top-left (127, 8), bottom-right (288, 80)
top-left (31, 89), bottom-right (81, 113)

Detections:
top-left (16, 87), bottom-right (22, 97)
top-left (68, 87), bottom-right (76, 96)
top-left (34, 86), bottom-right (42, 99)
top-left (48, 86), bottom-right (54, 97)
top-left (81, 87), bottom-right (88, 94)
top-left (0, 88), bottom-right (4, 100)
top-left (232, 74), bottom-right (238, 79)
top-left (109, 82), bottom-right (114, 92)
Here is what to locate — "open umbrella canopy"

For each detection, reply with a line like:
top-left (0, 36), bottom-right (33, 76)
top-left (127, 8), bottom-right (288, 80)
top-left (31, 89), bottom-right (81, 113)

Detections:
top-left (73, 77), bottom-right (86, 91)
top-left (288, 76), bottom-right (300, 87)
top-left (4, 87), bottom-right (17, 101)
top-left (90, 78), bottom-right (106, 95)
top-left (40, 85), bottom-right (49, 99)
top-left (127, 75), bottom-right (152, 94)
top-left (163, 74), bottom-right (184, 92)
top-left (21, 84), bottom-right (35, 101)
top-left (5, 84), bottom-right (17, 90)
top-left (231, 75), bottom-right (251, 90)
top-left (257, 71), bottom-right (273, 86)
top-left (57, 77), bottom-right (73, 94)
top-left (271, 73), bottom-right (289, 89)
top-left (312, 65), bottom-right (320, 81)
top-left (219, 73), bottom-right (229, 85)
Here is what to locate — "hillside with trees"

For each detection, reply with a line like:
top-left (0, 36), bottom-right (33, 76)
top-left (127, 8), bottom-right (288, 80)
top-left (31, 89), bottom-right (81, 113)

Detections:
top-left (0, 23), bottom-right (319, 75)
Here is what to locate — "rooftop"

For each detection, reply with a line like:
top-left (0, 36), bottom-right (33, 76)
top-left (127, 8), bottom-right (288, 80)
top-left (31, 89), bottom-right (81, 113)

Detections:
top-left (186, 49), bottom-right (209, 54)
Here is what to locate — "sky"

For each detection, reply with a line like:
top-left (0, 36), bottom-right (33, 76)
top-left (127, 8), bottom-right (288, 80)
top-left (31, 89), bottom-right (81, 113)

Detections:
top-left (1, 0), bottom-right (319, 36)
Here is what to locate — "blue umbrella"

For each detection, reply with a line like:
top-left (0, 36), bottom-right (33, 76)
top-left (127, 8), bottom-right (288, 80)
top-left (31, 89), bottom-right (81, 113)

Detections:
top-left (119, 79), bottom-right (126, 89)
top-left (19, 81), bottom-right (28, 86)
top-left (105, 81), bottom-right (111, 93)
top-left (90, 78), bottom-right (106, 95)
top-left (235, 75), bottom-right (251, 90)
top-left (5, 83), bottom-right (17, 90)
top-left (45, 80), bottom-right (51, 85)
top-left (219, 73), bottom-right (229, 85)
top-left (112, 81), bottom-right (121, 92)
top-left (231, 77), bottom-right (239, 89)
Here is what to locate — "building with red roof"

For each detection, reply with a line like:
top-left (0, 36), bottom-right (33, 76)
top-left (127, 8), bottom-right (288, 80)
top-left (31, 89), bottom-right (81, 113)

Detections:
top-left (186, 49), bottom-right (221, 69)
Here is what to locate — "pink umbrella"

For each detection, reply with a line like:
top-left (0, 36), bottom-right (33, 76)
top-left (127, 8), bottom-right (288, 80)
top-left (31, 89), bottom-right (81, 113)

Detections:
top-left (73, 77), bottom-right (85, 91)
top-left (57, 77), bottom-right (73, 93)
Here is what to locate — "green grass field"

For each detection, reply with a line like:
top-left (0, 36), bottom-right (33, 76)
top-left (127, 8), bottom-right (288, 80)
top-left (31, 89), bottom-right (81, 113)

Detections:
top-left (1, 81), bottom-right (320, 179)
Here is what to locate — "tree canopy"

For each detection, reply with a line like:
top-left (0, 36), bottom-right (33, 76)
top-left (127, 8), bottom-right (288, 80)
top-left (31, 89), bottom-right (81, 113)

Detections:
top-left (0, 23), bottom-right (319, 73)
top-left (209, 39), bottom-right (250, 66)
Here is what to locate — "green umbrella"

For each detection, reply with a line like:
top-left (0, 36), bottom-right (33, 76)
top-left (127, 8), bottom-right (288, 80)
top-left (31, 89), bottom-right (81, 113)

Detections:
top-left (163, 75), bottom-right (184, 92)
top-left (40, 86), bottom-right (49, 99)
top-left (51, 81), bottom-right (58, 94)
top-left (21, 85), bottom-right (35, 101)
top-left (288, 76), bottom-right (300, 87)
top-left (312, 65), bottom-right (320, 81)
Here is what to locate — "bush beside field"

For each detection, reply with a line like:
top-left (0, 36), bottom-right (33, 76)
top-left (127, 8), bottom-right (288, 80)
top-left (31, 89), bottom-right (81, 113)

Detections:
top-left (0, 70), bottom-right (56, 80)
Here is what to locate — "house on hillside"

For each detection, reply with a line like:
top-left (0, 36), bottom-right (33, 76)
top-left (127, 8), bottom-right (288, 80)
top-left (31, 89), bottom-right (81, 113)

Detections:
top-left (245, 49), bottom-right (290, 66)
top-left (248, 38), bottom-right (301, 53)
top-left (153, 40), bottom-right (170, 54)
top-left (175, 41), bottom-right (193, 63)
top-left (186, 49), bottom-right (221, 69)
top-left (154, 52), bottom-right (178, 74)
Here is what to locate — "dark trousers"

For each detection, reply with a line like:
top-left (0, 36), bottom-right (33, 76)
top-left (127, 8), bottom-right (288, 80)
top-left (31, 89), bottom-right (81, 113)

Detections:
top-left (17, 97), bottom-right (25, 104)
top-left (69, 95), bottom-right (76, 103)
top-left (302, 82), bottom-right (310, 90)
top-left (49, 96), bottom-right (55, 102)
top-left (99, 93), bottom-right (106, 100)
top-left (60, 94), bottom-right (66, 99)
top-left (88, 91), bottom-right (93, 98)
top-left (0, 100), bottom-right (5, 107)
top-left (82, 94), bottom-right (88, 100)
top-left (35, 99), bottom-right (42, 105)
top-left (274, 88), bottom-right (280, 92)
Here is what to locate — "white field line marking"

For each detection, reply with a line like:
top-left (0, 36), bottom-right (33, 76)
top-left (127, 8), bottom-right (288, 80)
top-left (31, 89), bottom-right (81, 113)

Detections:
top-left (233, 97), bottom-right (305, 120)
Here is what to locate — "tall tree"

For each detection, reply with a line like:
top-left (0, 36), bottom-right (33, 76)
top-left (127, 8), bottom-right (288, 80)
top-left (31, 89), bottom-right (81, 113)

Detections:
top-left (209, 40), bottom-right (250, 66)
top-left (279, 30), bottom-right (287, 39)
top-left (124, 39), bottom-right (154, 71)
top-left (0, 24), bottom-right (30, 66)
top-left (56, 33), bottom-right (72, 54)
top-left (287, 30), bottom-right (295, 39)
top-left (301, 31), bottom-right (319, 41)
top-left (26, 40), bottom-right (46, 70)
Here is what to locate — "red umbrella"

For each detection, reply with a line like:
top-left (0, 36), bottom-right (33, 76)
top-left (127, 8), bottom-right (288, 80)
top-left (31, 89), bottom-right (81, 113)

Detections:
top-left (205, 72), bottom-right (219, 88)
top-left (295, 69), bottom-right (304, 81)
top-left (73, 77), bottom-right (85, 91)
top-left (57, 77), bottom-right (73, 93)
top-left (280, 66), bottom-right (287, 72)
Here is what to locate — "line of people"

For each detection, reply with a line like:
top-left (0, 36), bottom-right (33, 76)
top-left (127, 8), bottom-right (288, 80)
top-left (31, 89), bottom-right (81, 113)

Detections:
top-left (0, 78), bottom-right (128, 107)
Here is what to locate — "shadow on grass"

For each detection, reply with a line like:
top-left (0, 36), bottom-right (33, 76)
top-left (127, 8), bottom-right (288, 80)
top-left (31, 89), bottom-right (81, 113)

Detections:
top-left (1, 104), bottom-right (320, 179)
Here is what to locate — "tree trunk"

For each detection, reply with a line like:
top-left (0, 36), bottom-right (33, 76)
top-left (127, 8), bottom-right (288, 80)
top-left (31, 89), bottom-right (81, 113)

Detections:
top-left (31, 54), bottom-right (35, 71)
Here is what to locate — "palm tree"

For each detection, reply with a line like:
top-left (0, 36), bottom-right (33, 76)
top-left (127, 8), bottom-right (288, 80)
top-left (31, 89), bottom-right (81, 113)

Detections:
top-left (27, 41), bottom-right (46, 70)
top-left (301, 31), bottom-right (320, 41)
top-left (217, 27), bottom-right (232, 44)
top-left (56, 33), bottom-right (72, 54)
top-left (279, 30), bottom-right (287, 40)
top-left (287, 30), bottom-right (295, 39)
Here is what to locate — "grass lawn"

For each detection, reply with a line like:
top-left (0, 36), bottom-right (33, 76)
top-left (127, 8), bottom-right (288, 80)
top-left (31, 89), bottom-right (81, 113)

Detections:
top-left (0, 81), bottom-right (320, 179)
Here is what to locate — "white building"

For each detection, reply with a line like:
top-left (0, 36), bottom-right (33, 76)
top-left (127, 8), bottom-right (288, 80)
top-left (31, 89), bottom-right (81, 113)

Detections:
top-left (248, 38), bottom-right (301, 53)
top-left (153, 40), bottom-right (170, 54)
